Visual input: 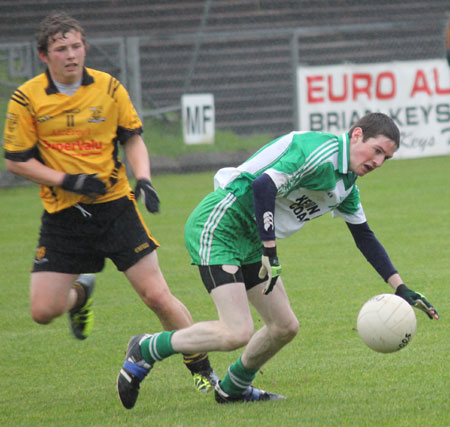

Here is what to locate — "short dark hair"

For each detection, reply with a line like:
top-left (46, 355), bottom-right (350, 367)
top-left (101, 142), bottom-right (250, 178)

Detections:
top-left (36, 12), bottom-right (86, 55)
top-left (349, 113), bottom-right (400, 149)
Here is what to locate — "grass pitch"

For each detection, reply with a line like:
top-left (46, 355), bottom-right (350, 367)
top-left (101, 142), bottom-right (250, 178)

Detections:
top-left (0, 156), bottom-right (448, 426)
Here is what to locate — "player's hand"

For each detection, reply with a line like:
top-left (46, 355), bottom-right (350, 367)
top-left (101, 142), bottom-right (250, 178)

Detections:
top-left (395, 284), bottom-right (439, 320)
top-left (134, 178), bottom-right (160, 213)
top-left (62, 173), bottom-right (107, 199)
top-left (258, 246), bottom-right (282, 295)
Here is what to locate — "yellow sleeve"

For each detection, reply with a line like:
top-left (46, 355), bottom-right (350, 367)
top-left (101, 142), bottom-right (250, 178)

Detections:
top-left (111, 78), bottom-right (142, 135)
top-left (3, 88), bottom-right (38, 160)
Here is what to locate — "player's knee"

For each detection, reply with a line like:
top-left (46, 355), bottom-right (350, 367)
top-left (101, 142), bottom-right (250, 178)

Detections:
top-left (140, 287), bottom-right (172, 313)
top-left (286, 316), bottom-right (300, 339)
top-left (221, 325), bottom-right (254, 351)
top-left (271, 316), bottom-right (299, 344)
top-left (30, 305), bottom-right (58, 324)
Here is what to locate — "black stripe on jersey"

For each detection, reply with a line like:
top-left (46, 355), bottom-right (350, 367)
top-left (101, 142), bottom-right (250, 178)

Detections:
top-left (108, 77), bottom-right (121, 98)
top-left (11, 89), bottom-right (29, 107)
top-left (111, 81), bottom-right (120, 97)
top-left (4, 146), bottom-right (38, 162)
top-left (109, 140), bottom-right (123, 187)
top-left (116, 126), bottom-right (143, 144)
top-left (44, 68), bottom-right (59, 94)
top-left (81, 68), bottom-right (94, 86)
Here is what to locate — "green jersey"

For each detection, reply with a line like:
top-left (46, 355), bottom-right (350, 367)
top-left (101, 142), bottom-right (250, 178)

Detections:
top-left (214, 131), bottom-right (366, 238)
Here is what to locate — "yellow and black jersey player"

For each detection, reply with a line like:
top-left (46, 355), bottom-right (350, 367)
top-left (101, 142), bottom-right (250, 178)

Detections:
top-left (6, 66), bottom-right (140, 212)
top-left (3, 11), bottom-right (217, 397)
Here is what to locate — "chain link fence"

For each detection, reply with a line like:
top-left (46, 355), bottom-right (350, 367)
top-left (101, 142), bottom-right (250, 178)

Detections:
top-left (1, 4), bottom-right (449, 175)
top-left (136, 19), bottom-right (448, 135)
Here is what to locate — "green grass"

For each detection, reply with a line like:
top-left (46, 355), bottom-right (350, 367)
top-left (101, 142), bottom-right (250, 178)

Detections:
top-left (0, 156), bottom-right (449, 426)
top-left (142, 116), bottom-right (270, 159)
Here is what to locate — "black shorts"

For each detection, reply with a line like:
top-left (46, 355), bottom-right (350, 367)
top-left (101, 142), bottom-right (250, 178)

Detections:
top-left (198, 262), bottom-right (265, 294)
top-left (32, 195), bottom-right (159, 273)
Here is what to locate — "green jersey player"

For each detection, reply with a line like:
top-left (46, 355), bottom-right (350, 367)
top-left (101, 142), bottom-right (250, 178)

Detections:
top-left (117, 112), bottom-right (439, 409)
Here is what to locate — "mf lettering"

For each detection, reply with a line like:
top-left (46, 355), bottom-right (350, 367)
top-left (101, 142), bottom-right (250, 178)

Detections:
top-left (186, 105), bottom-right (213, 134)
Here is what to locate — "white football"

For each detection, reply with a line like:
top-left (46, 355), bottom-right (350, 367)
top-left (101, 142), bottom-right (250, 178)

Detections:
top-left (357, 293), bottom-right (417, 353)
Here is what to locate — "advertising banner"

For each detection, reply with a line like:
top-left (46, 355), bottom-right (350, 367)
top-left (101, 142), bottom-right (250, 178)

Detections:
top-left (297, 59), bottom-right (450, 159)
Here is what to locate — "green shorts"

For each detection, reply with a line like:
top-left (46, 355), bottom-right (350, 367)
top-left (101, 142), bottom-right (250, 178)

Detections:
top-left (184, 188), bottom-right (262, 266)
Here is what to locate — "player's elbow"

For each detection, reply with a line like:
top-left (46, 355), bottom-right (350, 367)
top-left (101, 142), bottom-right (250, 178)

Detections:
top-left (5, 159), bottom-right (17, 173)
top-left (5, 159), bottom-right (24, 176)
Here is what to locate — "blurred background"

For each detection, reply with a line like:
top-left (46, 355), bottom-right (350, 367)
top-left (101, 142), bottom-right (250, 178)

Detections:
top-left (1, 0), bottom-right (449, 178)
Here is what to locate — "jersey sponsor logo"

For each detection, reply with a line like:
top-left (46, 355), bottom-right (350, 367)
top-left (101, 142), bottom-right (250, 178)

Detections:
top-left (88, 106), bottom-right (106, 123)
top-left (42, 138), bottom-right (103, 156)
top-left (289, 195), bottom-right (321, 222)
top-left (263, 211), bottom-right (274, 231)
top-left (52, 128), bottom-right (92, 137)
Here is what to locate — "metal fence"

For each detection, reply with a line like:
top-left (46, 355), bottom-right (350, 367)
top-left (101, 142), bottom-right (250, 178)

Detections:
top-left (1, 17), bottom-right (448, 148)
top-left (136, 19), bottom-right (448, 136)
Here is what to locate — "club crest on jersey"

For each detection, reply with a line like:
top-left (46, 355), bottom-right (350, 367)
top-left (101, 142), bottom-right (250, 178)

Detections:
top-left (88, 106), bottom-right (106, 123)
top-left (7, 113), bottom-right (19, 131)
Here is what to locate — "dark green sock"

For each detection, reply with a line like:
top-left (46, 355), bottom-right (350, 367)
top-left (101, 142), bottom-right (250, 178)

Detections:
top-left (220, 356), bottom-right (257, 396)
top-left (141, 331), bottom-right (177, 364)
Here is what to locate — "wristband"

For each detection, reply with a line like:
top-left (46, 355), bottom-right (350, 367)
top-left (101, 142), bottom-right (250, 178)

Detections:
top-left (263, 246), bottom-right (277, 257)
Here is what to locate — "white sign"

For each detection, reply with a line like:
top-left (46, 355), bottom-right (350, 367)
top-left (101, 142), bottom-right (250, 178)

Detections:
top-left (181, 94), bottom-right (215, 144)
top-left (297, 59), bottom-right (450, 159)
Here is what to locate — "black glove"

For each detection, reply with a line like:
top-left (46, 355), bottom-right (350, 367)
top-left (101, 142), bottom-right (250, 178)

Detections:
top-left (134, 178), bottom-right (160, 213)
top-left (62, 173), bottom-right (107, 199)
top-left (395, 284), bottom-right (439, 320)
top-left (258, 246), bottom-right (282, 295)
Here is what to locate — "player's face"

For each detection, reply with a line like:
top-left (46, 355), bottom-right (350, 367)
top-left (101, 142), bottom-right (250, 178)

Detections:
top-left (349, 128), bottom-right (397, 176)
top-left (39, 30), bottom-right (86, 85)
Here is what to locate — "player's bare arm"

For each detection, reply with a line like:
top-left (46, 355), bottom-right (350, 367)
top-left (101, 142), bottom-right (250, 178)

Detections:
top-left (123, 134), bottom-right (151, 181)
top-left (6, 157), bottom-right (106, 200)
top-left (386, 273), bottom-right (404, 290)
top-left (124, 134), bottom-right (160, 213)
top-left (5, 157), bottom-right (65, 186)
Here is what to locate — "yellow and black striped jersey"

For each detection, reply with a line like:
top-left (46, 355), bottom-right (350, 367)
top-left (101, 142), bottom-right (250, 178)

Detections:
top-left (4, 67), bottom-right (143, 213)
